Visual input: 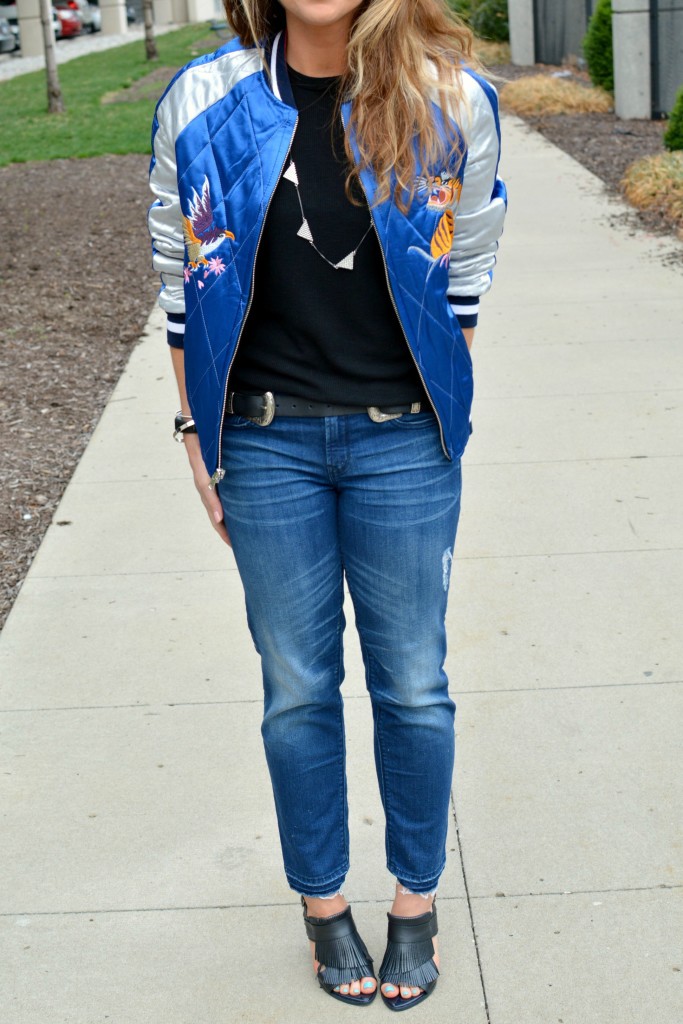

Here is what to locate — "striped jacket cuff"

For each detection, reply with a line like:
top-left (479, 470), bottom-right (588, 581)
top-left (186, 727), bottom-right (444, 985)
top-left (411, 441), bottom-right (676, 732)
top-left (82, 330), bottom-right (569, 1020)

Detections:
top-left (448, 295), bottom-right (480, 329)
top-left (166, 312), bottom-right (186, 349)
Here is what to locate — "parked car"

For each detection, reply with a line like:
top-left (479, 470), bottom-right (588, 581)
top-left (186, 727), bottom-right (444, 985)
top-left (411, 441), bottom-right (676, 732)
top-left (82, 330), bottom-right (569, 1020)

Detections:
top-left (0, 15), bottom-right (15, 53)
top-left (0, 1), bottom-right (61, 49)
top-left (54, 4), bottom-right (82, 37)
top-left (54, 0), bottom-right (92, 34)
top-left (0, 0), bottom-right (17, 50)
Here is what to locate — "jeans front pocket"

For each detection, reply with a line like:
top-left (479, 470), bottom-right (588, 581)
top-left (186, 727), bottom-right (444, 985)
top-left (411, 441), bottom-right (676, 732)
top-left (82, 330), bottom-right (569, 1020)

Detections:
top-left (391, 410), bottom-right (438, 429)
top-left (223, 414), bottom-right (259, 429)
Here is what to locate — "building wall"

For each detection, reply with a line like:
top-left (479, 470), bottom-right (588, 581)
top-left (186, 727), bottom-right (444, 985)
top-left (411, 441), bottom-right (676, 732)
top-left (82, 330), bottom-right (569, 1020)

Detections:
top-left (533, 0), bottom-right (592, 64)
top-left (651, 0), bottom-right (683, 115)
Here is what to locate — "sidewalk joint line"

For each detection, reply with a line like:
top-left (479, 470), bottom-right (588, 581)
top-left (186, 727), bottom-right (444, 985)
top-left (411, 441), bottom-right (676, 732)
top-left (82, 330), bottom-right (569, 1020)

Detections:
top-left (24, 542), bottom-right (682, 583)
top-left (455, 679), bottom-right (682, 696)
top-left (0, 699), bottom-right (263, 714)
top-left (2, 680), bottom-right (680, 715)
top-left (0, 895), bottom-right (469, 919)
top-left (28, 568), bottom-right (236, 580)
top-left (467, 454), bottom-right (683, 467)
top-left (470, 883), bottom-right (681, 900)
top-left (454, 547), bottom-right (680, 562)
top-left (476, 388), bottom-right (683, 401)
top-left (451, 790), bottom-right (492, 1024)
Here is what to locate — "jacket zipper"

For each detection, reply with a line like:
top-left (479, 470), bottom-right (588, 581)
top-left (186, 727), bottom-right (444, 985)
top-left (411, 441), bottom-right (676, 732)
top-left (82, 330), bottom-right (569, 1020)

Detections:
top-left (341, 110), bottom-right (450, 461)
top-left (209, 115), bottom-right (300, 488)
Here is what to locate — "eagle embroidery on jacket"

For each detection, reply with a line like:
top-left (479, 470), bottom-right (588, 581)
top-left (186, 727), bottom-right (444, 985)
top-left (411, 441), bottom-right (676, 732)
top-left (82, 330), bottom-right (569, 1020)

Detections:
top-left (182, 177), bottom-right (235, 283)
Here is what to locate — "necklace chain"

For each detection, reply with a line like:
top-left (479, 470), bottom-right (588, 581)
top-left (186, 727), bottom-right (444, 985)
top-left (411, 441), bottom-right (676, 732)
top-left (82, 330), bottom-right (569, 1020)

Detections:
top-left (284, 160), bottom-right (372, 272)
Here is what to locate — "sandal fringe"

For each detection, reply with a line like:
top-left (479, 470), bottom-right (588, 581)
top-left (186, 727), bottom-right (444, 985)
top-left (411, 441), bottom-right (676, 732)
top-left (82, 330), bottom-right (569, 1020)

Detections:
top-left (378, 937), bottom-right (439, 989)
top-left (379, 901), bottom-right (439, 1011)
top-left (301, 899), bottom-right (376, 1004)
top-left (314, 931), bottom-right (372, 986)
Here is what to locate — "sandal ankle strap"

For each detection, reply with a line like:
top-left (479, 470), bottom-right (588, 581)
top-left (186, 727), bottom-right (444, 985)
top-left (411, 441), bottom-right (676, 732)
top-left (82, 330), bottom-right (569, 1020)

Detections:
top-left (302, 904), bottom-right (359, 943)
top-left (385, 903), bottom-right (438, 944)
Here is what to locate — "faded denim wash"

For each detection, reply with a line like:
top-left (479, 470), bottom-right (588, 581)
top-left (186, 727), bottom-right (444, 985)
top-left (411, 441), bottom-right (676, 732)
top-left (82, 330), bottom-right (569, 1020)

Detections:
top-left (217, 410), bottom-right (461, 896)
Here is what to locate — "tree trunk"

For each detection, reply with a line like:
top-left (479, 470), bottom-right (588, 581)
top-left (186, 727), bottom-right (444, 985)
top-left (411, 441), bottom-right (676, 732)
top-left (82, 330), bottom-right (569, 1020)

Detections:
top-left (40, 0), bottom-right (64, 113)
top-left (143, 0), bottom-right (158, 61)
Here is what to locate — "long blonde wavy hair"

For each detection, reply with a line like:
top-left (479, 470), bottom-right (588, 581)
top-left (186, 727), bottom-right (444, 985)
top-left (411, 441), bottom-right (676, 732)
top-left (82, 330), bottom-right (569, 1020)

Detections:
top-left (223, 0), bottom-right (480, 209)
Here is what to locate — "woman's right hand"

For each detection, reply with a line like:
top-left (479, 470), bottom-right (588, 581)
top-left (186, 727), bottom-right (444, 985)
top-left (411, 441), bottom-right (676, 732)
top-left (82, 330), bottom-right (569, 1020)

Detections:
top-left (184, 435), bottom-right (232, 547)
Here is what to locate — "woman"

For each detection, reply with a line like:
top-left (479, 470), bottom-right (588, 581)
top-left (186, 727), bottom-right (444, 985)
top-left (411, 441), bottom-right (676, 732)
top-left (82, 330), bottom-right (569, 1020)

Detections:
top-left (149, 0), bottom-right (505, 1009)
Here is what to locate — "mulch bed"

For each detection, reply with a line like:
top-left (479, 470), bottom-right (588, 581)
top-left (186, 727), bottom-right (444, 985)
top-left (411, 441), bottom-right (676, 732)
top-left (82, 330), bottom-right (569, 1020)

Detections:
top-left (0, 155), bottom-right (158, 628)
top-left (492, 62), bottom-right (674, 238)
top-left (0, 68), bottom-right (680, 631)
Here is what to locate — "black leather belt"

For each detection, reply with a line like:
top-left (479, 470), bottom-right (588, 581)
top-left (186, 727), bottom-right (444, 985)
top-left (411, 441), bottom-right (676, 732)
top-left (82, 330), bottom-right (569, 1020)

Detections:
top-left (227, 391), bottom-right (423, 426)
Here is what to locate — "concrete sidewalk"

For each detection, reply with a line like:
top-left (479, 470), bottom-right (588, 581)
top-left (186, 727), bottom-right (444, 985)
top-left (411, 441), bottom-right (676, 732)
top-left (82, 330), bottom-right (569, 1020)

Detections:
top-left (0, 23), bottom-right (182, 81)
top-left (1, 116), bottom-right (682, 1023)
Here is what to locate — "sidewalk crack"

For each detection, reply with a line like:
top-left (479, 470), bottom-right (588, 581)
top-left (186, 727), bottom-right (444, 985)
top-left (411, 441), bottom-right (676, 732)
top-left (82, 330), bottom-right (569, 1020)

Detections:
top-left (451, 789), bottom-right (492, 1024)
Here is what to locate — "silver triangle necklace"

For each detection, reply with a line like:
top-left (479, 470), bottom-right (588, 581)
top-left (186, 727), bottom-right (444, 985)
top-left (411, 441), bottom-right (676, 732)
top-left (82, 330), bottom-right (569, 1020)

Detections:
top-left (283, 160), bottom-right (373, 272)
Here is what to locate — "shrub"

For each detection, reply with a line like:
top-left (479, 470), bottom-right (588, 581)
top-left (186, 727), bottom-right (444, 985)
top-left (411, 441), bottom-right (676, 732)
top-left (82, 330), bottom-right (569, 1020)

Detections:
top-left (500, 75), bottom-right (613, 117)
top-left (449, 0), bottom-right (509, 43)
top-left (583, 0), bottom-right (613, 93)
top-left (474, 38), bottom-right (511, 66)
top-left (449, 0), bottom-right (474, 20)
top-left (472, 0), bottom-right (509, 42)
top-left (664, 86), bottom-right (683, 151)
top-left (621, 152), bottom-right (683, 237)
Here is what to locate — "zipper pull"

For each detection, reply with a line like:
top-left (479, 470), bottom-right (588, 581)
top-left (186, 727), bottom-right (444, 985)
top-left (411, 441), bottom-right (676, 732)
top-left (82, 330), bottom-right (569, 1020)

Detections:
top-left (209, 468), bottom-right (225, 489)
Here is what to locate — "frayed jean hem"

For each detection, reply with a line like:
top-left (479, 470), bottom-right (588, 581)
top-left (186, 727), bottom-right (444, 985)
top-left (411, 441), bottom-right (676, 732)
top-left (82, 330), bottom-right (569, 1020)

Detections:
top-left (392, 862), bottom-right (445, 896)
top-left (288, 868), bottom-right (348, 900)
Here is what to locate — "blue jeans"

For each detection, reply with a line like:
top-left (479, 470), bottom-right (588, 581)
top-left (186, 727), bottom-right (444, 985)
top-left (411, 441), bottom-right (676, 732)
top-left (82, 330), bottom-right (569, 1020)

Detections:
top-left (217, 410), bottom-right (461, 897)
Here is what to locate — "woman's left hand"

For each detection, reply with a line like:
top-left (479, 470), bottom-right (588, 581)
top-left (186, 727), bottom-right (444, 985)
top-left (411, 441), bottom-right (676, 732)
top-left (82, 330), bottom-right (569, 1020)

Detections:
top-left (184, 434), bottom-right (232, 547)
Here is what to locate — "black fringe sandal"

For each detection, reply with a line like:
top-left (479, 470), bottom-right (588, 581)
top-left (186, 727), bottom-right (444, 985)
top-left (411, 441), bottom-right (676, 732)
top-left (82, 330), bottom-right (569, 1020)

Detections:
top-left (301, 896), bottom-right (377, 1006)
top-left (378, 900), bottom-right (439, 1011)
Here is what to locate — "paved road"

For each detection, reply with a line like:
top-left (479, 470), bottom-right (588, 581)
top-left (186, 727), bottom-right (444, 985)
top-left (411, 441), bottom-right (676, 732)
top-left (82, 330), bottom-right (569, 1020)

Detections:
top-left (1, 115), bottom-right (682, 1023)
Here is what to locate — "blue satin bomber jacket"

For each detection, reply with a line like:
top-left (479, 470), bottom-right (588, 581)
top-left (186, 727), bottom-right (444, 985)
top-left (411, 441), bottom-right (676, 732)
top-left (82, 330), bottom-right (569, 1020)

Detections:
top-left (148, 31), bottom-right (507, 481)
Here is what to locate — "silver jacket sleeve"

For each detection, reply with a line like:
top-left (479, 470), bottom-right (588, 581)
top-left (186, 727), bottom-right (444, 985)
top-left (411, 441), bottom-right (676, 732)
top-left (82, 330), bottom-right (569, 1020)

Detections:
top-left (148, 107), bottom-right (185, 316)
top-left (448, 75), bottom-right (506, 301)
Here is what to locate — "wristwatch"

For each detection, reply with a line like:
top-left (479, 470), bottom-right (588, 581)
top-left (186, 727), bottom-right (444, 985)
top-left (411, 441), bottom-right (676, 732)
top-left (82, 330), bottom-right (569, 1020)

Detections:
top-left (173, 411), bottom-right (198, 443)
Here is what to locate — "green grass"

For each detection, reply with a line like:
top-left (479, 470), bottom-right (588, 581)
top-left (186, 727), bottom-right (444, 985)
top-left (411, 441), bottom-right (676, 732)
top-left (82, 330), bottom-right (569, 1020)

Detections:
top-left (0, 24), bottom-right (218, 165)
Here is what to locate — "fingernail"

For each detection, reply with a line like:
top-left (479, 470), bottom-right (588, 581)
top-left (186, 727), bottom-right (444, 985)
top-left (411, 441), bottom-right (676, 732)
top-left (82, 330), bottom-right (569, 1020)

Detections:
top-left (213, 510), bottom-right (221, 522)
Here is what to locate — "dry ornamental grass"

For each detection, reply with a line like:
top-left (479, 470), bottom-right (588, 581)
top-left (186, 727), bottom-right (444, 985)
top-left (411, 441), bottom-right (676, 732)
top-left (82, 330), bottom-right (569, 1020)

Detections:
top-left (621, 152), bottom-right (683, 238)
top-left (474, 39), bottom-right (511, 67)
top-left (500, 74), bottom-right (613, 117)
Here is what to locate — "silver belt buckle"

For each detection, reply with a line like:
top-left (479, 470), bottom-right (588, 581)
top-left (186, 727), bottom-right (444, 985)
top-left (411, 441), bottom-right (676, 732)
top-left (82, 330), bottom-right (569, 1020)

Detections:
top-left (367, 406), bottom-right (403, 423)
top-left (250, 391), bottom-right (276, 427)
top-left (367, 401), bottom-right (421, 423)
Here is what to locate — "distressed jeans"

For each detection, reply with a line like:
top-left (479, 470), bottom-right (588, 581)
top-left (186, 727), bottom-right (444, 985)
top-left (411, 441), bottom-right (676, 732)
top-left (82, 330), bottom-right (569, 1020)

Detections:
top-left (217, 410), bottom-right (461, 896)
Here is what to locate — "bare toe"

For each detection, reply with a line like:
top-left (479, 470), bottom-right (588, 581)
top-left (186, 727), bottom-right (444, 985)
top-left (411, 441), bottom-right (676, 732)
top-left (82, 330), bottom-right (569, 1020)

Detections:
top-left (381, 982), bottom-right (398, 997)
top-left (361, 977), bottom-right (377, 994)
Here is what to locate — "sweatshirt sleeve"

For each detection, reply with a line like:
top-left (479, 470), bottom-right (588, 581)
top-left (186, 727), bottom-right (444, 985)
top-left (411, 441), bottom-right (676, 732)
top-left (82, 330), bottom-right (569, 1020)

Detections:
top-left (447, 70), bottom-right (507, 328)
top-left (148, 101), bottom-right (186, 348)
